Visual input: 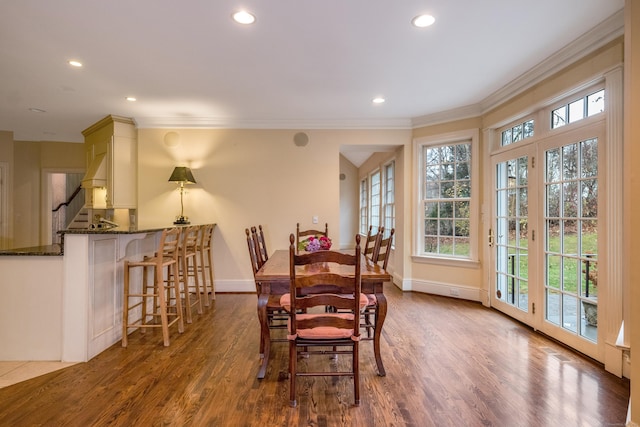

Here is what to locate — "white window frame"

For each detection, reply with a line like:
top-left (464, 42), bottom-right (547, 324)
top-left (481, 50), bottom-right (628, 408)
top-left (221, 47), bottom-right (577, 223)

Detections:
top-left (413, 129), bottom-right (480, 266)
top-left (369, 169), bottom-right (381, 234)
top-left (359, 177), bottom-right (368, 235)
top-left (382, 160), bottom-right (395, 240)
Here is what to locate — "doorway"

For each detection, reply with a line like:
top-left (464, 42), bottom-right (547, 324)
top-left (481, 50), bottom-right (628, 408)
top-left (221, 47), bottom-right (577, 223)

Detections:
top-left (43, 170), bottom-right (84, 246)
top-left (490, 123), bottom-right (603, 360)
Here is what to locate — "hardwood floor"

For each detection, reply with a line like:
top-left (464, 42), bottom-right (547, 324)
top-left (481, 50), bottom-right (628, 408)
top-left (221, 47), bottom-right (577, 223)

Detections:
top-left (0, 285), bottom-right (629, 426)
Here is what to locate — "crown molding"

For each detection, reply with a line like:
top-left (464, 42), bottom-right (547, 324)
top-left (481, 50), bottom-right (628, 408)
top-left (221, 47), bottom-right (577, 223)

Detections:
top-left (134, 116), bottom-right (412, 130)
top-left (410, 9), bottom-right (624, 129)
top-left (411, 104), bottom-right (483, 129)
top-left (480, 9), bottom-right (624, 114)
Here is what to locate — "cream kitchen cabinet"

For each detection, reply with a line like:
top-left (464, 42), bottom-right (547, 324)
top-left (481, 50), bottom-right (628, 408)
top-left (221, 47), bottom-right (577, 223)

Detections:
top-left (81, 115), bottom-right (137, 209)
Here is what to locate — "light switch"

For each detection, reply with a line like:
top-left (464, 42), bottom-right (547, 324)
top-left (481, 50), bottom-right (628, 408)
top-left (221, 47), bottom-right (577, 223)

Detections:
top-left (312, 216), bottom-right (318, 224)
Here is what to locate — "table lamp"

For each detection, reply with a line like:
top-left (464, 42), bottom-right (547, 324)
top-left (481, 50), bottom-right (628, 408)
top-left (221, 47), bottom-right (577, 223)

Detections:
top-left (168, 166), bottom-right (196, 224)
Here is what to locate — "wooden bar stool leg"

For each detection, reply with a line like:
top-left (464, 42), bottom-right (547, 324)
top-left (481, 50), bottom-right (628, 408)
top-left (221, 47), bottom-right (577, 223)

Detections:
top-left (180, 251), bottom-right (193, 323)
top-left (156, 263), bottom-right (171, 347)
top-left (191, 252), bottom-right (203, 314)
top-left (122, 260), bottom-right (131, 347)
top-left (197, 225), bottom-right (210, 307)
top-left (202, 243), bottom-right (215, 301)
top-left (141, 264), bottom-right (150, 331)
top-left (172, 262), bottom-right (185, 334)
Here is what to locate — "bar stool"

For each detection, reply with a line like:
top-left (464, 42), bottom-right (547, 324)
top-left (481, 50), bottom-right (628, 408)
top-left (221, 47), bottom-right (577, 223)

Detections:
top-left (178, 225), bottom-right (203, 323)
top-left (122, 227), bottom-right (184, 347)
top-left (197, 224), bottom-right (215, 303)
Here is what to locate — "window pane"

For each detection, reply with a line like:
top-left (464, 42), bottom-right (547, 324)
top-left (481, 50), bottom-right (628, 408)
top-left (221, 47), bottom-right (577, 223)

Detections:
top-left (502, 129), bottom-right (512, 146)
top-left (546, 149), bottom-right (560, 182)
top-left (581, 138), bottom-right (598, 178)
top-left (370, 171), bottom-right (381, 232)
top-left (563, 144), bottom-right (578, 180)
top-left (587, 90), bottom-right (605, 116)
top-left (512, 124), bottom-right (523, 142)
top-left (568, 99), bottom-right (584, 123)
top-left (523, 120), bottom-right (534, 138)
top-left (552, 106), bottom-right (567, 128)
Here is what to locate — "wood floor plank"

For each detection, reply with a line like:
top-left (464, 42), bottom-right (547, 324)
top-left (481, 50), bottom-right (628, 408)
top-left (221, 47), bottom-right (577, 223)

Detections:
top-left (0, 285), bottom-right (629, 426)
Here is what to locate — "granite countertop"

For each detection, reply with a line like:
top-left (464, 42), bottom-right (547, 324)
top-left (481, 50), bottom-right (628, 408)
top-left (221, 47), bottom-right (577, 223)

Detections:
top-left (0, 244), bottom-right (63, 256)
top-left (60, 225), bottom-right (170, 235)
top-left (0, 224), bottom-right (215, 256)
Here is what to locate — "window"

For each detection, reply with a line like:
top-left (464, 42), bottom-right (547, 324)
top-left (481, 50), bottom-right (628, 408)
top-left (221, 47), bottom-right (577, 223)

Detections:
top-left (383, 161), bottom-right (395, 239)
top-left (415, 129), bottom-right (479, 261)
top-left (370, 170), bottom-right (381, 234)
top-left (551, 89), bottom-right (605, 129)
top-left (359, 159), bottom-right (396, 239)
top-left (359, 178), bottom-right (368, 235)
top-left (501, 119), bottom-right (534, 146)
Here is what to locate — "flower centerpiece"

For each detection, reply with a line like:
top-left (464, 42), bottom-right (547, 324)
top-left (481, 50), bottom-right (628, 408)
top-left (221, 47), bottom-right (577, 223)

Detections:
top-left (299, 235), bottom-right (332, 252)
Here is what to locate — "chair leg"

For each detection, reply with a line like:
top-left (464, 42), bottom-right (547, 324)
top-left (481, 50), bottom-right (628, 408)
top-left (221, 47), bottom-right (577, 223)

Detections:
top-left (141, 265), bottom-right (151, 332)
top-left (289, 341), bottom-right (297, 407)
top-left (156, 265), bottom-right (171, 347)
top-left (354, 342), bottom-right (360, 406)
top-left (198, 249), bottom-right (210, 306)
top-left (122, 261), bottom-right (131, 347)
top-left (191, 254), bottom-right (203, 314)
top-left (172, 263), bottom-right (185, 334)
top-left (180, 255), bottom-right (193, 324)
top-left (205, 247), bottom-right (215, 300)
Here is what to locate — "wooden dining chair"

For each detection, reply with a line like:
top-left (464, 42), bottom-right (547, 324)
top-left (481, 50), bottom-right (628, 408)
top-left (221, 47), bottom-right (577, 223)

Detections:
top-left (363, 227), bottom-right (395, 338)
top-left (245, 228), bottom-right (288, 359)
top-left (296, 222), bottom-right (328, 253)
top-left (362, 225), bottom-right (380, 261)
top-left (251, 225), bottom-right (269, 268)
top-left (282, 233), bottom-right (366, 407)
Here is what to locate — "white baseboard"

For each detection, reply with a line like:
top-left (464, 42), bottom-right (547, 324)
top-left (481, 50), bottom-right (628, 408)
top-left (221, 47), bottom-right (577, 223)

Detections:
top-left (216, 277), bottom-right (483, 304)
top-left (214, 279), bottom-right (256, 293)
top-left (405, 278), bottom-right (483, 302)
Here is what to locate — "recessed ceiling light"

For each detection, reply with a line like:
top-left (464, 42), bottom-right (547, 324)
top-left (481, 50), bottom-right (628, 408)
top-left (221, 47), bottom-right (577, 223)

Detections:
top-left (125, 96), bottom-right (137, 102)
top-left (412, 14), bottom-right (435, 28)
top-left (372, 97), bottom-right (385, 105)
top-left (232, 10), bottom-right (256, 24)
top-left (68, 60), bottom-right (83, 67)
top-left (29, 107), bottom-right (46, 113)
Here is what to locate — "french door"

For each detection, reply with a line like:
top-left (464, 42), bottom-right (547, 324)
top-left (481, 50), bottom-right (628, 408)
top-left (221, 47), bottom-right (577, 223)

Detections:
top-left (491, 144), bottom-right (537, 326)
top-left (490, 123), bottom-right (603, 360)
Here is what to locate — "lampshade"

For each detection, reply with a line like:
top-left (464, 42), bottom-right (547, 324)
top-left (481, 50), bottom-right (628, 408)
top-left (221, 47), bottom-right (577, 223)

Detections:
top-left (168, 166), bottom-right (196, 184)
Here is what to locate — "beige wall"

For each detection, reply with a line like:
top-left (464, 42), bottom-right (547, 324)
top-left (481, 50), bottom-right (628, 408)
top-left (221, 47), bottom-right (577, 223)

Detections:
top-left (136, 128), bottom-right (411, 291)
top-left (625, 0), bottom-right (640, 423)
top-left (405, 117), bottom-right (485, 297)
top-left (0, 132), bottom-right (14, 248)
top-left (0, 136), bottom-right (84, 248)
top-left (339, 154), bottom-right (359, 249)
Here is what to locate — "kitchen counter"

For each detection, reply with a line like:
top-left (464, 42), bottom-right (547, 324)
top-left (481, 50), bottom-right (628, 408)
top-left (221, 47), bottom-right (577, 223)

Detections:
top-left (0, 223), bottom-right (216, 362)
top-left (0, 244), bottom-right (63, 256)
top-left (61, 225), bottom-right (170, 235)
top-left (0, 226), bottom-right (169, 256)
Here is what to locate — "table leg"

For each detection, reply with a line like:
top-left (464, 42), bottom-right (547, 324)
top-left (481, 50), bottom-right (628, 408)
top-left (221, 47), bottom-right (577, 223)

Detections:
top-left (257, 293), bottom-right (270, 379)
top-left (373, 289), bottom-right (387, 376)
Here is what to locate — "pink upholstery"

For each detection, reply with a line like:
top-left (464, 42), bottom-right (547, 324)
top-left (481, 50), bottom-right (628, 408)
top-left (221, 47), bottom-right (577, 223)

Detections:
top-left (280, 293), bottom-right (368, 312)
top-left (287, 313), bottom-right (355, 339)
top-left (366, 294), bottom-right (377, 307)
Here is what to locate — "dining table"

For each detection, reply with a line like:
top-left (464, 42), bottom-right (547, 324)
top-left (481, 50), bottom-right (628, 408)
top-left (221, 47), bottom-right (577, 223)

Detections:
top-left (254, 249), bottom-right (391, 379)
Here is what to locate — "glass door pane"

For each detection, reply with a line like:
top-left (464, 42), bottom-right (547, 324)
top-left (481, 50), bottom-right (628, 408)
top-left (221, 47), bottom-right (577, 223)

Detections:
top-left (494, 154), bottom-right (530, 316)
top-left (543, 138), bottom-right (598, 343)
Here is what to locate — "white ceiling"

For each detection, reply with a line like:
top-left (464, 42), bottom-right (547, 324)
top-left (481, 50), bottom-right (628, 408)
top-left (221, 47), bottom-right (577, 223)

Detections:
top-left (0, 1), bottom-right (624, 166)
